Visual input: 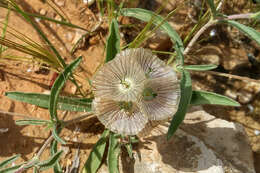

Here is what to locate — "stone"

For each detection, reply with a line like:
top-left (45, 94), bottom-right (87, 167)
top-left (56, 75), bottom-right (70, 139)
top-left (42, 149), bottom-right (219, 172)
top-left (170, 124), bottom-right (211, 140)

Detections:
top-left (237, 90), bottom-right (253, 104)
top-left (183, 107), bottom-right (255, 173)
top-left (83, 0), bottom-right (95, 6)
top-left (97, 107), bottom-right (255, 173)
top-left (39, 8), bottom-right (47, 16)
top-left (54, 0), bottom-right (65, 7)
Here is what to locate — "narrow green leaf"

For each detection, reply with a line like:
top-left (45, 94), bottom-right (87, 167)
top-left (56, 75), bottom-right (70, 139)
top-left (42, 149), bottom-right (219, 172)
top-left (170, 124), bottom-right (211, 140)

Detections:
top-left (220, 20), bottom-right (260, 45)
top-left (183, 64), bottom-right (218, 71)
top-left (33, 167), bottom-right (39, 173)
top-left (106, 19), bottom-right (120, 62)
top-left (38, 151), bottom-right (63, 171)
top-left (167, 70), bottom-right (192, 140)
top-left (120, 8), bottom-right (184, 63)
top-left (52, 126), bottom-right (66, 144)
top-left (82, 129), bottom-right (110, 173)
top-left (8, 0), bottom-right (66, 68)
top-left (51, 140), bottom-right (63, 173)
top-left (0, 155), bottom-right (20, 169)
top-left (124, 144), bottom-right (133, 159)
top-left (121, 8), bottom-right (183, 48)
top-left (190, 90), bottom-right (240, 106)
top-left (0, 164), bottom-right (22, 173)
top-left (49, 57), bottom-right (82, 121)
top-left (5, 92), bottom-right (92, 112)
top-left (15, 119), bottom-right (50, 126)
top-left (206, 0), bottom-right (217, 16)
top-left (108, 133), bottom-right (120, 173)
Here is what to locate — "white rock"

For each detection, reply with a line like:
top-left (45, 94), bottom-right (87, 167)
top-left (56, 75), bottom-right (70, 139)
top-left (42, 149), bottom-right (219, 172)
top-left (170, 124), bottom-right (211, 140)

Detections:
top-left (83, 0), bottom-right (95, 6)
top-left (97, 107), bottom-right (255, 173)
top-left (54, 0), bottom-right (65, 7)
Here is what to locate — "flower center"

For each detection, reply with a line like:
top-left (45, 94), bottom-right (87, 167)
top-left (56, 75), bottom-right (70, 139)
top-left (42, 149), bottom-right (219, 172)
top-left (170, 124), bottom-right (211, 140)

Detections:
top-left (118, 101), bottom-right (134, 116)
top-left (142, 87), bottom-right (157, 101)
top-left (119, 78), bottom-right (133, 91)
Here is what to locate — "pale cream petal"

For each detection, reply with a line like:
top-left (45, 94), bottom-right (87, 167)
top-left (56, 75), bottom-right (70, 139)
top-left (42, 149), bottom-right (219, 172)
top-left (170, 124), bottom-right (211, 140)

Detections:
top-left (92, 50), bottom-right (146, 102)
top-left (140, 77), bottom-right (180, 121)
top-left (133, 48), bottom-right (177, 79)
top-left (92, 98), bottom-right (148, 135)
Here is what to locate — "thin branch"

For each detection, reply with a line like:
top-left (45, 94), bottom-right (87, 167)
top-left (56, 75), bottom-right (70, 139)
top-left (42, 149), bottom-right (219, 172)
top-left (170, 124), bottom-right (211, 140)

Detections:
top-left (64, 112), bottom-right (94, 126)
top-left (227, 13), bottom-right (253, 20)
top-left (184, 19), bottom-right (217, 55)
top-left (203, 70), bottom-right (260, 83)
top-left (14, 135), bottom-right (54, 173)
top-left (0, 110), bottom-right (43, 120)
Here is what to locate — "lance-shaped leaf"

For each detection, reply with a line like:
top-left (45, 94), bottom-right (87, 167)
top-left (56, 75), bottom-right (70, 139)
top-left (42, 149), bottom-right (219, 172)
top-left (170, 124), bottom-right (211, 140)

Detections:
top-left (0, 155), bottom-right (20, 169)
top-left (51, 140), bottom-right (62, 173)
top-left (49, 56), bottom-right (82, 122)
top-left (38, 151), bottom-right (63, 171)
top-left (167, 70), bottom-right (192, 140)
top-left (106, 19), bottom-right (120, 62)
top-left (5, 92), bottom-right (92, 112)
top-left (190, 90), bottom-right (240, 106)
top-left (82, 130), bottom-right (110, 173)
top-left (0, 164), bottom-right (22, 173)
top-left (15, 119), bottom-right (51, 126)
top-left (219, 20), bottom-right (260, 45)
top-left (108, 133), bottom-right (120, 173)
top-left (183, 64), bottom-right (218, 71)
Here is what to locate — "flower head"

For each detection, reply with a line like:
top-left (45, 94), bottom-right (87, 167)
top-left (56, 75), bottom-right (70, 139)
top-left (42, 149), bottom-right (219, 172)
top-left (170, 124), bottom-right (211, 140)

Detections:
top-left (92, 50), bottom-right (146, 102)
top-left (92, 48), bottom-right (180, 135)
top-left (92, 98), bottom-right (148, 135)
top-left (140, 77), bottom-right (180, 120)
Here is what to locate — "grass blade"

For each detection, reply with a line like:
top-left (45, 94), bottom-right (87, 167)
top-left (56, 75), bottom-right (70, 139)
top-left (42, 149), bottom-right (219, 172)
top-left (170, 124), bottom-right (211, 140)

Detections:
top-left (49, 57), bottom-right (82, 121)
top-left (38, 151), bottom-right (63, 171)
top-left (206, 0), bottom-right (217, 16)
top-left (7, 0), bottom-right (66, 68)
top-left (183, 64), bottom-right (218, 71)
top-left (219, 20), bottom-right (260, 45)
top-left (106, 19), bottom-right (120, 62)
top-left (190, 90), bottom-right (240, 106)
top-left (167, 70), bottom-right (192, 140)
top-left (15, 119), bottom-right (51, 126)
top-left (51, 140), bottom-right (63, 173)
top-left (108, 133), bottom-right (120, 173)
top-left (121, 8), bottom-right (184, 55)
top-left (0, 7), bottom-right (10, 55)
top-left (5, 92), bottom-right (92, 112)
top-left (82, 129), bottom-right (110, 173)
top-left (0, 155), bottom-right (20, 169)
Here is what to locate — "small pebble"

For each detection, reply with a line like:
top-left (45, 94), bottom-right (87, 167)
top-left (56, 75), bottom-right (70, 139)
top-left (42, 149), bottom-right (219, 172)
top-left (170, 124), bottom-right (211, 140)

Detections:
top-left (210, 29), bottom-right (217, 37)
top-left (254, 130), bottom-right (260, 136)
top-left (0, 128), bottom-right (8, 133)
top-left (247, 104), bottom-right (254, 113)
top-left (39, 8), bottom-right (47, 16)
top-left (83, 0), bottom-right (95, 6)
top-left (35, 17), bottom-right (41, 22)
top-left (54, 0), bottom-right (65, 7)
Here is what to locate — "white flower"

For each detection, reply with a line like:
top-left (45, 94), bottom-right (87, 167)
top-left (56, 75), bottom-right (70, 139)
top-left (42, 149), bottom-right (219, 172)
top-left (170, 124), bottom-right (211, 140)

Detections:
top-left (92, 98), bottom-right (148, 135)
top-left (92, 48), bottom-right (180, 135)
top-left (140, 77), bottom-right (180, 120)
top-left (92, 50), bottom-right (146, 102)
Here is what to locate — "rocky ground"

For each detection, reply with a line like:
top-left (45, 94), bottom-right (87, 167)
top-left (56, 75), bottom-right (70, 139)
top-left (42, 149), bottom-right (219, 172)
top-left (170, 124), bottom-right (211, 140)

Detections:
top-left (0, 0), bottom-right (260, 173)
